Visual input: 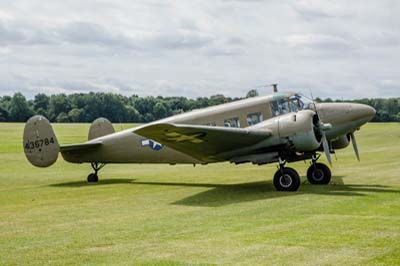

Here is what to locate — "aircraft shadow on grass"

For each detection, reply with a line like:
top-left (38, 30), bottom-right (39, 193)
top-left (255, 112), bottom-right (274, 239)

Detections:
top-left (51, 178), bottom-right (136, 187)
top-left (50, 176), bottom-right (400, 207)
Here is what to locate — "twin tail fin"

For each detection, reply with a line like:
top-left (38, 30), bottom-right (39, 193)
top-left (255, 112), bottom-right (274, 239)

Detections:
top-left (23, 116), bottom-right (113, 167)
top-left (23, 115), bottom-right (59, 167)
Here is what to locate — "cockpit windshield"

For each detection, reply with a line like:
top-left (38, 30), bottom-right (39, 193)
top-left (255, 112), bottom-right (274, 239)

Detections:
top-left (271, 94), bottom-right (305, 116)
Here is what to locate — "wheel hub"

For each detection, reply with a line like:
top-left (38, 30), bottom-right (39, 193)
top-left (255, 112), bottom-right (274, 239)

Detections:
top-left (312, 169), bottom-right (324, 181)
top-left (279, 174), bottom-right (293, 188)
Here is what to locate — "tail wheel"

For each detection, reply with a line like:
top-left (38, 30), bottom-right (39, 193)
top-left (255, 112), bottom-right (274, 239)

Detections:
top-left (87, 162), bottom-right (105, 183)
top-left (87, 173), bottom-right (98, 183)
top-left (307, 163), bottom-right (331, 184)
top-left (273, 167), bottom-right (301, 191)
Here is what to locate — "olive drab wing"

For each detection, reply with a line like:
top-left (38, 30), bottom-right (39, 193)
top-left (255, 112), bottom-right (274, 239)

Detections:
top-left (135, 123), bottom-right (272, 162)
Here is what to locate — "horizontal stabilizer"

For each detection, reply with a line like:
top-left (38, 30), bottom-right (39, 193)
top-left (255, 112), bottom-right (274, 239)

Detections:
top-left (135, 123), bottom-right (271, 162)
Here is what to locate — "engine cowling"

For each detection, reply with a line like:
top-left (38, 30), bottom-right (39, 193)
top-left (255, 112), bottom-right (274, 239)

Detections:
top-left (331, 134), bottom-right (351, 149)
top-left (278, 110), bottom-right (322, 151)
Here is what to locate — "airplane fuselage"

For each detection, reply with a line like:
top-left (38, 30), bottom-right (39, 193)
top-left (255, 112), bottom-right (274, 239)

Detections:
top-left (61, 93), bottom-right (375, 165)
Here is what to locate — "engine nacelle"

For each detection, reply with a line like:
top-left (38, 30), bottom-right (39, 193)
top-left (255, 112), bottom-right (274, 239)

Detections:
top-left (278, 110), bottom-right (322, 151)
top-left (331, 134), bottom-right (350, 149)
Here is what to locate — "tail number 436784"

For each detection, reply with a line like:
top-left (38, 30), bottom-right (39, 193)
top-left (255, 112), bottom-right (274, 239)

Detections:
top-left (24, 137), bottom-right (55, 151)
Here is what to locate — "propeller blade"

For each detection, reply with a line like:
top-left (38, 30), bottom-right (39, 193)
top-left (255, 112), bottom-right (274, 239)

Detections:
top-left (350, 132), bottom-right (360, 162)
top-left (321, 132), bottom-right (332, 166)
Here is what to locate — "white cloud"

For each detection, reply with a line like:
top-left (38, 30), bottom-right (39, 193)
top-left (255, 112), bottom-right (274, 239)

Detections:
top-left (281, 34), bottom-right (355, 51)
top-left (0, 0), bottom-right (399, 99)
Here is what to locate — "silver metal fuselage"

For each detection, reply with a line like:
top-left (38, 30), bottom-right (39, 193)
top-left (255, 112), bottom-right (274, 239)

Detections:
top-left (61, 94), bottom-right (375, 164)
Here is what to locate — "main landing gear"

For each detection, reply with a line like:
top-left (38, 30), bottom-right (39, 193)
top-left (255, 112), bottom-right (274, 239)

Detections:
top-left (273, 155), bottom-right (331, 191)
top-left (306, 154), bottom-right (331, 185)
top-left (87, 162), bottom-right (106, 183)
top-left (273, 159), bottom-right (301, 191)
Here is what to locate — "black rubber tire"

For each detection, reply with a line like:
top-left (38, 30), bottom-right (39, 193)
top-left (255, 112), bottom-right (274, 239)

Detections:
top-left (307, 163), bottom-right (331, 184)
top-left (87, 173), bottom-right (99, 183)
top-left (273, 167), bottom-right (301, 191)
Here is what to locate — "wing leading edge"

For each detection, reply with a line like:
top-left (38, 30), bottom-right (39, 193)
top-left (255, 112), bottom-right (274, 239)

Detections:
top-left (135, 123), bottom-right (272, 162)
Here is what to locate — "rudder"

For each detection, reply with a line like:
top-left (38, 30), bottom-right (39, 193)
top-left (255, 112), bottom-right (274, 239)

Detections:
top-left (23, 115), bottom-right (59, 167)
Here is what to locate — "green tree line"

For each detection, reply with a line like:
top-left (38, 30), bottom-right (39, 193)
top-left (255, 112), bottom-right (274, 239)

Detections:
top-left (0, 92), bottom-right (241, 123)
top-left (0, 91), bottom-right (398, 123)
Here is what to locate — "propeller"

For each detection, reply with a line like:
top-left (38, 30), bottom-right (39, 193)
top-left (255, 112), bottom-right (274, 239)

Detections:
top-left (308, 91), bottom-right (333, 166)
top-left (303, 91), bottom-right (360, 164)
top-left (349, 132), bottom-right (360, 161)
top-left (319, 121), bottom-right (333, 166)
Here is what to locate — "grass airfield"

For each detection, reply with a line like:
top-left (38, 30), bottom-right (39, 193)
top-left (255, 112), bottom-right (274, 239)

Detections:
top-left (0, 122), bottom-right (400, 266)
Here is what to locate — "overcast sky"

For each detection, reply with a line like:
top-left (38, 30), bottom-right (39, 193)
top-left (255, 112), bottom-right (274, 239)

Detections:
top-left (0, 0), bottom-right (399, 99)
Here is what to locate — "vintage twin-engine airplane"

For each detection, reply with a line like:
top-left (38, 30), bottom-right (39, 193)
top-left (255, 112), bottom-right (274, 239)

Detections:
top-left (23, 91), bottom-right (375, 191)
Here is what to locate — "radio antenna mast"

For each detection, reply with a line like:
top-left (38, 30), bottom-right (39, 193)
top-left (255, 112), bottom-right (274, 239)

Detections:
top-left (271, 84), bottom-right (278, 93)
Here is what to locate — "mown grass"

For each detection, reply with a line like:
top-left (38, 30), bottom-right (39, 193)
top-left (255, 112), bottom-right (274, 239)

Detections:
top-left (0, 122), bottom-right (399, 265)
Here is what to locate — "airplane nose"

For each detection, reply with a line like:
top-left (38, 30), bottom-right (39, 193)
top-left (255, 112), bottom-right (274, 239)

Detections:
top-left (351, 103), bottom-right (376, 121)
top-left (365, 105), bottom-right (376, 118)
top-left (361, 104), bottom-right (376, 120)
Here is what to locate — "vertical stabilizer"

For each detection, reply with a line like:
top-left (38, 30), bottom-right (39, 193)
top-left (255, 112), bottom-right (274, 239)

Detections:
top-left (23, 115), bottom-right (59, 167)
top-left (88, 117), bottom-right (115, 140)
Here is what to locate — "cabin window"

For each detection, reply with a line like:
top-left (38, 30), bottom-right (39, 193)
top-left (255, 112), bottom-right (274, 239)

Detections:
top-left (247, 112), bottom-right (263, 126)
top-left (224, 117), bottom-right (240, 128)
top-left (205, 122), bottom-right (216, 126)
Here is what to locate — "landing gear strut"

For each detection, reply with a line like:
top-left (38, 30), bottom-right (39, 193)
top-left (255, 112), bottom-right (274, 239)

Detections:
top-left (273, 158), bottom-right (301, 191)
top-left (87, 162), bottom-right (106, 183)
top-left (307, 154), bottom-right (331, 184)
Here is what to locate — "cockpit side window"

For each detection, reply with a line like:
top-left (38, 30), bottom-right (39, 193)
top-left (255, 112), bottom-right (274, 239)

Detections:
top-left (271, 95), bottom-right (304, 116)
top-left (271, 99), bottom-right (290, 116)
top-left (279, 100), bottom-right (289, 114)
top-left (289, 96), bottom-right (304, 112)
top-left (289, 100), bottom-right (298, 112)
top-left (289, 97), bottom-right (299, 112)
